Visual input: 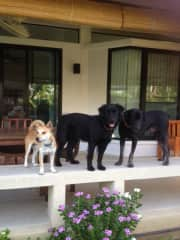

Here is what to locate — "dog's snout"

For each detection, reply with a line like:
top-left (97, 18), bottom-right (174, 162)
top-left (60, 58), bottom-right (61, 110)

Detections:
top-left (36, 137), bottom-right (40, 142)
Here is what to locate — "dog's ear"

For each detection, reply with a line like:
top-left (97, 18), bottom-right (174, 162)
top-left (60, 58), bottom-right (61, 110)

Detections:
top-left (46, 121), bottom-right (54, 129)
top-left (98, 104), bottom-right (106, 116)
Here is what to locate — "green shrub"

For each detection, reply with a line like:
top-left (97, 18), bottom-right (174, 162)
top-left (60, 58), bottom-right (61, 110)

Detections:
top-left (0, 229), bottom-right (10, 240)
top-left (49, 187), bottom-right (143, 240)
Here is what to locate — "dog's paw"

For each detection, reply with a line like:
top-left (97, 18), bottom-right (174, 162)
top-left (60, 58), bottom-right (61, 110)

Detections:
top-left (55, 161), bottom-right (62, 167)
top-left (98, 165), bottom-right (106, 171)
top-left (51, 168), bottom-right (57, 173)
top-left (39, 169), bottom-right (45, 175)
top-left (127, 163), bottom-right (134, 168)
top-left (24, 164), bottom-right (28, 168)
top-left (162, 161), bottom-right (169, 166)
top-left (33, 163), bottom-right (38, 166)
top-left (114, 161), bottom-right (122, 166)
top-left (87, 166), bottom-right (95, 171)
top-left (70, 160), bottom-right (80, 164)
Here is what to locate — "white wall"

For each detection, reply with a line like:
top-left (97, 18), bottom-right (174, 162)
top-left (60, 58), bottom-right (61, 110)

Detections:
top-left (2, 36), bottom-right (180, 115)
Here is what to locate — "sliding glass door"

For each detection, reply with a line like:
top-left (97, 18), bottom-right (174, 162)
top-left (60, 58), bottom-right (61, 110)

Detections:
top-left (109, 48), bottom-right (141, 109)
top-left (109, 47), bottom-right (180, 119)
top-left (145, 52), bottom-right (179, 119)
top-left (0, 45), bottom-right (61, 124)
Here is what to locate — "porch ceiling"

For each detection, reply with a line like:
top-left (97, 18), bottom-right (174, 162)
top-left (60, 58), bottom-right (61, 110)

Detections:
top-left (0, 0), bottom-right (180, 38)
top-left (104, 0), bottom-right (180, 13)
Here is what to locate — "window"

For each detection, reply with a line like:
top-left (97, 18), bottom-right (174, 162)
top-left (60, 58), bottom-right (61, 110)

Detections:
top-left (109, 48), bottom-right (142, 109)
top-left (145, 52), bottom-right (179, 119)
top-left (108, 47), bottom-right (180, 138)
top-left (0, 45), bottom-right (61, 124)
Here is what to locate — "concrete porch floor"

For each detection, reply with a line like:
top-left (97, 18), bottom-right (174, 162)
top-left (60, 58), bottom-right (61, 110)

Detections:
top-left (0, 153), bottom-right (180, 239)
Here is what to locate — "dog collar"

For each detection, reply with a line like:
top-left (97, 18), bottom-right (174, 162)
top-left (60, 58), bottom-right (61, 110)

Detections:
top-left (44, 142), bottom-right (52, 147)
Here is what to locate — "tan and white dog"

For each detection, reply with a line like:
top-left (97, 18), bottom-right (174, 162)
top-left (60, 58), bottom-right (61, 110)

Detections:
top-left (24, 120), bottom-right (57, 174)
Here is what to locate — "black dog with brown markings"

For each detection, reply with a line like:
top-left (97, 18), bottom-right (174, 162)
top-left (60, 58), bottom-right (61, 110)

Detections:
top-left (115, 109), bottom-right (169, 167)
top-left (55, 104), bottom-right (124, 171)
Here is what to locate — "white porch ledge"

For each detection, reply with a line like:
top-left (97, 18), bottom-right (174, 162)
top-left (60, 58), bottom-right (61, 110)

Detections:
top-left (0, 154), bottom-right (180, 239)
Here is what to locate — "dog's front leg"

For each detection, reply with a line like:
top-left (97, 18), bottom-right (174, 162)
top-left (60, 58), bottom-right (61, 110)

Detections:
top-left (127, 138), bottom-right (137, 167)
top-left (67, 142), bottom-right (79, 164)
top-left (97, 141), bottom-right (110, 170)
top-left (24, 143), bottom-right (32, 168)
top-left (115, 138), bottom-right (125, 166)
top-left (87, 143), bottom-right (96, 171)
top-left (39, 150), bottom-right (45, 175)
top-left (32, 146), bottom-right (39, 166)
top-left (50, 150), bottom-right (56, 173)
top-left (158, 139), bottom-right (169, 166)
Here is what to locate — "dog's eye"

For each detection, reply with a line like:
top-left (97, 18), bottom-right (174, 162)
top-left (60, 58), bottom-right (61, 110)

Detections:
top-left (42, 131), bottom-right (46, 134)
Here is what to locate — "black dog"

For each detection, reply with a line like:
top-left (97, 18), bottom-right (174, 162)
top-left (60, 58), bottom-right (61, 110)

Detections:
top-left (115, 109), bottom-right (169, 167)
top-left (55, 104), bottom-right (124, 171)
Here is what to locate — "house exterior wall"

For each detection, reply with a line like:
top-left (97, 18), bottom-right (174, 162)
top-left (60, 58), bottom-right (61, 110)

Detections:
top-left (1, 35), bottom-right (180, 116)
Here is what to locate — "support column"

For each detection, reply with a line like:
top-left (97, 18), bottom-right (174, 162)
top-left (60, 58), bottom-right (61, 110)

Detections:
top-left (79, 26), bottom-right (91, 113)
top-left (48, 184), bottom-right (66, 227)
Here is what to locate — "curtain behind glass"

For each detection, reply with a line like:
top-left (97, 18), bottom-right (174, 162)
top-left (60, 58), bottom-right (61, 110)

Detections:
top-left (110, 48), bottom-right (142, 137)
top-left (110, 48), bottom-right (142, 109)
top-left (145, 53), bottom-right (179, 119)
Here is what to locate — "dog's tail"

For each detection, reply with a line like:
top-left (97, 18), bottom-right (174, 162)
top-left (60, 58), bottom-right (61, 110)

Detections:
top-left (28, 120), bottom-right (45, 131)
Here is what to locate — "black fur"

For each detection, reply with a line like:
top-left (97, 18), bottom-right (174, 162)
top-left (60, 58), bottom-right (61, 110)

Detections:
top-left (55, 104), bottom-right (124, 171)
top-left (115, 109), bottom-right (169, 167)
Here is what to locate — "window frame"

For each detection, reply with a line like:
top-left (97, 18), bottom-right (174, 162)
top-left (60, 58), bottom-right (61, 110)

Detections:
top-left (107, 46), bottom-right (180, 119)
top-left (0, 43), bottom-right (62, 124)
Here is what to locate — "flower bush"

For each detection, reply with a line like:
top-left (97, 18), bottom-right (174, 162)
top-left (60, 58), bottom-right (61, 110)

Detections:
top-left (0, 229), bottom-right (10, 240)
top-left (49, 187), bottom-right (143, 240)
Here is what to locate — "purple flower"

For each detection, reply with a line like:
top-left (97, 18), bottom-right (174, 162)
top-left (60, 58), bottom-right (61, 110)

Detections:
top-left (126, 216), bottom-right (131, 222)
top-left (105, 201), bottom-right (109, 206)
top-left (58, 204), bottom-right (65, 211)
top-left (124, 228), bottom-right (131, 236)
top-left (104, 229), bottom-right (112, 236)
top-left (118, 216), bottom-right (126, 223)
top-left (113, 200), bottom-right (119, 205)
top-left (65, 237), bottom-right (72, 240)
top-left (92, 203), bottom-right (100, 210)
top-left (105, 193), bottom-right (111, 198)
top-left (83, 209), bottom-right (90, 215)
top-left (119, 199), bottom-right (126, 207)
top-left (88, 224), bottom-right (93, 230)
top-left (53, 231), bottom-right (59, 237)
top-left (74, 191), bottom-right (83, 197)
top-left (68, 212), bottom-right (75, 218)
top-left (85, 193), bottom-right (91, 199)
top-left (73, 217), bottom-right (81, 224)
top-left (106, 207), bottom-right (112, 213)
top-left (58, 226), bottom-right (65, 233)
top-left (79, 213), bottom-right (86, 220)
top-left (94, 210), bottom-right (103, 216)
top-left (130, 213), bottom-right (139, 221)
top-left (102, 238), bottom-right (110, 240)
top-left (112, 190), bottom-right (119, 195)
top-left (102, 187), bottom-right (110, 193)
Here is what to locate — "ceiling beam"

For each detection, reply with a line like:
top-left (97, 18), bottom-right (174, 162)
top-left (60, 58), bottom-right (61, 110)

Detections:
top-left (0, 0), bottom-right (179, 37)
top-left (0, 17), bottom-right (29, 37)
